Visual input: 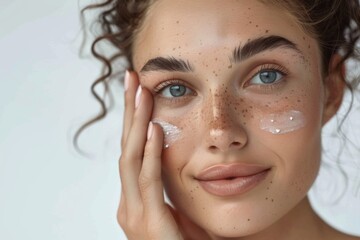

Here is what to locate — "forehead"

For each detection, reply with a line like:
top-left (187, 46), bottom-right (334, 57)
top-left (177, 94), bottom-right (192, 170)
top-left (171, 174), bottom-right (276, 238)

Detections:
top-left (133, 0), bottom-right (308, 70)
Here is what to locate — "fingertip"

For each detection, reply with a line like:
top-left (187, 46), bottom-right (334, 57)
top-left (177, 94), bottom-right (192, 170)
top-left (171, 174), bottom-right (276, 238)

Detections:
top-left (152, 122), bottom-right (165, 142)
top-left (124, 70), bottom-right (140, 95)
top-left (144, 122), bottom-right (164, 160)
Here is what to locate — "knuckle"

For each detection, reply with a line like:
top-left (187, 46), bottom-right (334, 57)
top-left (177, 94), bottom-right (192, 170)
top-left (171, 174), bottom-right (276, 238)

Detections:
top-left (143, 147), bottom-right (152, 160)
top-left (126, 216), bottom-right (141, 231)
top-left (119, 152), bottom-right (134, 168)
top-left (118, 155), bottom-right (128, 174)
top-left (119, 153), bottom-right (128, 166)
top-left (117, 205), bottom-right (128, 229)
top-left (138, 173), bottom-right (152, 193)
top-left (117, 212), bottom-right (126, 229)
top-left (119, 152), bottom-right (142, 175)
top-left (138, 167), bottom-right (161, 186)
top-left (138, 173), bottom-right (162, 202)
top-left (118, 211), bottom-right (144, 233)
top-left (144, 140), bottom-right (161, 160)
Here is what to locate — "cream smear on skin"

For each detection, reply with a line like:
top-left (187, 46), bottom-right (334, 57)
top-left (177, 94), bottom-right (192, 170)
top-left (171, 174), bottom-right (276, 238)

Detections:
top-left (152, 119), bottom-right (182, 148)
top-left (259, 110), bottom-right (306, 134)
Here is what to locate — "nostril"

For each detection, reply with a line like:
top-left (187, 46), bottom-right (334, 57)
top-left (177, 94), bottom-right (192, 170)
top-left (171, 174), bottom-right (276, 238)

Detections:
top-left (209, 145), bottom-right (217, 151)
top-left (230, 142), bottom-right (241, 148)
top-left (208, 142), bottom-right (243, 151)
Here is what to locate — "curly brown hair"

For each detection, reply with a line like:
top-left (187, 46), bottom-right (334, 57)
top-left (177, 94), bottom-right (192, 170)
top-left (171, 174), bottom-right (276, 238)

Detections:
top-left (75, 0), bottom-right (360, 153)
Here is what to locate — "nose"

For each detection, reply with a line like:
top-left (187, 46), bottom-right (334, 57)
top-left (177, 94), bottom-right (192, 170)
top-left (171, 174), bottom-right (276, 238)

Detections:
top-left (203, 90), bottom-right (248, 153)
top-left (207, 128), bottom-right (246, 152)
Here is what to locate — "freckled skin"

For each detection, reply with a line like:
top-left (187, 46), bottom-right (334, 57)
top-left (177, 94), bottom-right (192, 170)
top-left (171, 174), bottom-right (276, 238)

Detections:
top-left (131, 0), bottom-right (349, 239)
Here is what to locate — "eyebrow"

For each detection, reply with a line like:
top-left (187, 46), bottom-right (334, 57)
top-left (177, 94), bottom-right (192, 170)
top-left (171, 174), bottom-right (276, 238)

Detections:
top-left (140, 56), bottom-right (194, 73)
top-left (140, 35), bottom-right (303, 73)
top-left (231, 35), bottom-right (303, 63)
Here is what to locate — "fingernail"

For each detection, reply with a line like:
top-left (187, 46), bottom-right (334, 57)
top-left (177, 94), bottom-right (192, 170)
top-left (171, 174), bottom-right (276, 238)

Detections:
top-left (124, 70), bottom-right (130, 91)
top-left (135, 85), bottom-right (142, 108)
top-left (147, 122), bottom-right (153, 140)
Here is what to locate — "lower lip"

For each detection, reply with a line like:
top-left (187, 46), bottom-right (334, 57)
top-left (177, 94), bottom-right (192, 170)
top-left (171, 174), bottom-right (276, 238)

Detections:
top-left (198, 170), bottom-right (270, 197)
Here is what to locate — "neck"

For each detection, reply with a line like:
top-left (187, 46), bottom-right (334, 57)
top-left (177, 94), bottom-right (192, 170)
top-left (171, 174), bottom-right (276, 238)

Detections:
top-left (210, 197), bottom-right (334, 240)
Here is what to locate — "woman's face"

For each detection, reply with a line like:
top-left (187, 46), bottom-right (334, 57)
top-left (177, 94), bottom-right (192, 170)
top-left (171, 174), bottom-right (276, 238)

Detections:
top-left (133, 0), bottom-right (328, 237)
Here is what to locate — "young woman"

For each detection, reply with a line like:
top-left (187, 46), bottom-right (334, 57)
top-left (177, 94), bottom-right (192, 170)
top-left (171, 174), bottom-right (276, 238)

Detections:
top-left (79, 0), bottom-right (360, 239)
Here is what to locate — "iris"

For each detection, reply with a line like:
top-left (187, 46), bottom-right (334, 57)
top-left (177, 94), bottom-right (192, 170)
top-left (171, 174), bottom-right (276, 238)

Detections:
top-left (259, 71), bottom-right (278, 84)
top-left (169, 85), bottom-right (186, 97)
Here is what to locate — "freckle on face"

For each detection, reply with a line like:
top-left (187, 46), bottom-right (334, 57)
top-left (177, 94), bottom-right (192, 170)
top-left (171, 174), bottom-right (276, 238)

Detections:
top-left (134, 0), bottom-right (324, 235)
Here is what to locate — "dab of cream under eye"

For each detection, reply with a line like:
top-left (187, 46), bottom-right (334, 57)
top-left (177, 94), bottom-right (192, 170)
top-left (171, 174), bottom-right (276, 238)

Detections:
top-left (259, 110), bottom-right (306, 134)
top-left (152, 119), bottom-right (182, 148)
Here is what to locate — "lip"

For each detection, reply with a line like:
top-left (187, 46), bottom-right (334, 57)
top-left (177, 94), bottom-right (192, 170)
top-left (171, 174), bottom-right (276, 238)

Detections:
top-left (195, 164), bottom-right (271, 197)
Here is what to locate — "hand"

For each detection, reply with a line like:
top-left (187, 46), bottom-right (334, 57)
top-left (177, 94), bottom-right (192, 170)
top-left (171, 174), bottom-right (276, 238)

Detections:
top-left (117, 71), bottom-right (185, 240)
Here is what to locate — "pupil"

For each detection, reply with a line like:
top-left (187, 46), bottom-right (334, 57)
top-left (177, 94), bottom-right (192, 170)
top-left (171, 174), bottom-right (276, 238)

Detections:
top-left (260, 71), bottom-right (277, 83)
top-left (170, 85), bottom-right (186, 97)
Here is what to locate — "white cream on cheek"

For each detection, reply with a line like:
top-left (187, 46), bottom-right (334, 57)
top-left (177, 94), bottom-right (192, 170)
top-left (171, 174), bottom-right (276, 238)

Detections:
top-left (152, 119), bottom-right (182, 148)
top-left (259, 110), bottom-right (306, 134)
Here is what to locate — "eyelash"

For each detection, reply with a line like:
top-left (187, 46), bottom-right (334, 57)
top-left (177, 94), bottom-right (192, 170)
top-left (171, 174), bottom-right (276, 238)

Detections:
top-left (154, 79), bottom-right (180, 92)
top-left (255, 64), bottom-right (288, 77)
top-left (153, 79), bottom-right (196, 103)
top-left (153, 64), bottom-right (289, 99)
top-left (239, 64), bottom-right (289, 94)
top-left (153, 79), bottom-right (189, 93)
top-left (248, 64), bottom-right (288, 85)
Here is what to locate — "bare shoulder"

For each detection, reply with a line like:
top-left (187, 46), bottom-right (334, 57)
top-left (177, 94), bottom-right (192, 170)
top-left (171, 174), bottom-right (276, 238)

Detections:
top-left (344, 236), bottom-right (360, 240)
top-left (345, 235), bottom-right (360, 240)
top-left (335, 232), bottom-right (360, 240)
top-left (326, 228), bottom-right (360, 240)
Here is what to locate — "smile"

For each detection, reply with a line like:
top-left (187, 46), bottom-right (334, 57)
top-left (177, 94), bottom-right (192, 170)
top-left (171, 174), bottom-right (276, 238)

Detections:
top-left (195, 164), bottom-right (271, 197)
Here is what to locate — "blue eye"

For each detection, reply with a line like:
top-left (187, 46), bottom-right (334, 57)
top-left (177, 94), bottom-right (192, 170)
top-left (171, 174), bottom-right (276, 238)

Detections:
top-left (160, 84), bottom-right (193, 98)
top-left (250, 70), bottom-right (284, 85)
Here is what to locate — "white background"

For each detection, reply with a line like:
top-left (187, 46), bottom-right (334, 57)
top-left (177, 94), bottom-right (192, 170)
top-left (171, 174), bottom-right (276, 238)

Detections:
top-left (0, 0), bottom-right (359, 239)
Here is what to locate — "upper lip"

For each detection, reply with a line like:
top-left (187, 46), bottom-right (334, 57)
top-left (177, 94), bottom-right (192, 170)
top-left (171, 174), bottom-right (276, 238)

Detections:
top-left (195, 163), bottom-right (271, 181)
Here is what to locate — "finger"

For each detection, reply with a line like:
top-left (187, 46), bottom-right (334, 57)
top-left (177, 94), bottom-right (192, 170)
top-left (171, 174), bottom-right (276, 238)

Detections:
top-left (121, 70), bottom-right (140, 148)
top-left (117, 188), bottom-right (127, 227)
top-left (139, 122), bottom-right (166, 216)
top-left (119, 70), bottom-right (140, 217)
top-left (119, 87), bottom-right (154, 213)
top-left (139, 123), bottom-right (184, 238)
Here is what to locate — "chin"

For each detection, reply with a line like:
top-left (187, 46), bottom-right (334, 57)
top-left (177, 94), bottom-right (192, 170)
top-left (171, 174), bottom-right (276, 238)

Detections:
top-left (199, 206), bottom-right (280, 238)
top-left (166, 191), bottom-right (281, 239)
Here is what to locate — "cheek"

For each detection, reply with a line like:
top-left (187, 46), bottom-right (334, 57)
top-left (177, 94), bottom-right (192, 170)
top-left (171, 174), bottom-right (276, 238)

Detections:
top-left (270, 132), bottom-right (322, 212)
top-left (284, 87), bottom-right (323, 188)
top-left (152, 107), bottom-right (201, 175)
top-left (158, 114), bottom-right (202, 208)
top-left (253, 87), bottom-right (324, 200)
